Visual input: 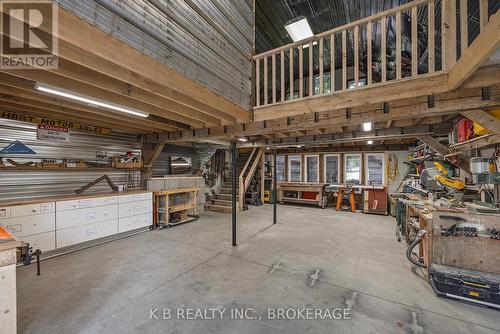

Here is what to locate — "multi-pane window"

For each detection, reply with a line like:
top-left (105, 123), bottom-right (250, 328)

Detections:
top-left (324, 154), bottom-right (340, 183)
top-left (288, 155), bottom-right (301, 182)
top-left (344, 154), bottom-right (362, 184)
top-left (276, 156), bottom-right (285, 182)
top-left (365, 153), bottom-right (385, 186)
top-left (305, 155), bottom-right (319, 182)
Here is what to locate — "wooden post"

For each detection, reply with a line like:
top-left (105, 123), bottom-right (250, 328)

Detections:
top-left (396, 11), bottom-right (402, 79)
top-left (381, 16), bottom-right (387, 82)
top-left (442, 0), bottom-right (457, 71)
top-left (280, 50), bottom-right (285, 102)
top-left (479, 0), bottom-right (488, 31)
top-left (299, 45), bottom-right (304, 98)
top-left (411, 6), bottom-right (418, 76)
top-left (319, 38), bottom-right (324, 94)
top-left (289, 47), bottom-right (294, 100)
top-left (309, 41), bottom-right (313, 96)
top-left (460, 0), bottom-right (468, 55)
top-left (342, 30), bottom-right (347, 90)
top-left (330, 34), bottom-right (335, 91)
top-left (261, 148), bottom-right (265, 204)
top-left (256, 58), bottom-right (260, 106)
top-left (264, 56), bottom-right (268, 104)
top-left (367, 21), bottom-right (372, 85)
top-left (354, 25), bottom-right (359, 87)
top-left (272, 53), bottom-right (276, 103)
top-left (428, 0), bottom-right (435, 73)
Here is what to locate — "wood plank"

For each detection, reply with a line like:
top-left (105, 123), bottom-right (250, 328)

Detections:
top-left (272, 53), bottom-right (276, 104)
top-left (460, 0), bottom-right (468, 55)
top-left (256, 58), bottom-right (260, 106)
top-left (354, 25), bottom-right (359, 87)
top-left (479, 0), bottom-right (489, 31)
top-left (290, 47), bottom-right (294, 100)
top-left (319, 38), bottom-right (324, 94)
top-left (331, 34), bottom-right (335, 91)
top-left (381, 16), bottom-right (387, 82)
top-left (281, 50), bottom-right (285, 102)
top-left (417, 135), bottom-right (470, 172)
top-left (309, 41), bottom-right (314, 96)
top-left (461, 109), bottom-right (500, 135)
top-left (442, 0), bottom-right (457, 71)
top-left (367, 21), bottom-right (372, 85)
top-left (448, 11), bottom-right (500, 90)
top-left (428, 0), bottom-right (435, 73)
top-left (264, 56), bottom-right (268, 105)
top-left (144, 143), bottom-right (166, 167)
top-left (396, 11), bottom-right (402, 79)
top-left (411, 6), bottom-right (418, 76)
top-left (299, 45), bottom-right (304, 98)
top-left (342, 30), bottom-right (347, 90)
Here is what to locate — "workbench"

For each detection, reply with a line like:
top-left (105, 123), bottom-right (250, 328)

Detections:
top-left (153, 188), bottom-right (200, 228)
top-left (277, 182), bottom-right (326, 208)
top-left (0, 227), bottom-right (21, 334)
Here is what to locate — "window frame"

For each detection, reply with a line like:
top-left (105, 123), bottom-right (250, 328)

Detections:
top-left (344, 153), bottom-right (362, 184)
top-left (287, 155), bottom-right (302, 182)
top-left (364, 152), bottom-right (386, 186)
top-left (304, 154), bottom-right (320, 183)
top-left (323, 153), bottom-right (341, 184)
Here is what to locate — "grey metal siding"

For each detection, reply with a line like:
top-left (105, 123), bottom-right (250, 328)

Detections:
top-left (56, 0), bottom-right (254, 110)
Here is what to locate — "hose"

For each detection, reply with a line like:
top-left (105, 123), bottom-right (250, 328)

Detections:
top-left (387, 153), bottom-right (399, 183)
top-left (406, 230), bottom-right (427, 268)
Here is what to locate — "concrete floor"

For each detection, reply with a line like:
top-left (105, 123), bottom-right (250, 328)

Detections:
top-left (17, 205), bottom-right (500, 334)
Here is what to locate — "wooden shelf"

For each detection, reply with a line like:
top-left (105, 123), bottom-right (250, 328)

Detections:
top-left (446, 134), bottom-right (498, 157)
top-left (169, 203), bottom-right (196, 213)
top-left (0, 167), bottom-right (143, 171)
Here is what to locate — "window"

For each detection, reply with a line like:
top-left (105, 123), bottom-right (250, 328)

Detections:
top-left (324, 154), bottom-right (340, 184)
top-left (276, 156), bottom-right (285, 182)
top-left (288, 155), bottom-right (302, 182)
top-left (344, 154), bottom-right (362, 184)
top-left (305, 155), bottom-right (319, 182)
top-left (365, 153), bottom-right (385, 186)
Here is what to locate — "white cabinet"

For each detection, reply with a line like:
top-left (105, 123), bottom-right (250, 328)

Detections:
top-left (22, 232), bottom-right (56, 252)
top-left (118, 200), bottom-right (152, 218)
top-left (1, 213), bottom-right (55, 238)
top-left (11, 202), bottom-right (55, 217)
top-left (119, 213), bottom-right (152, 233)
top-left (0, 207), bottom-right (11, 219)
top-left (56, 205), bottom-right (118, 230)
top-left (57, 196), bottom-right (118, 212)
top-left (57, 220), bottom-right (118, 248)
top-left (119, 193), bottom-right (152, 204)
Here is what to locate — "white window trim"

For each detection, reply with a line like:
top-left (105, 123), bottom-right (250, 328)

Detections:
top-left (276, 155), bottom-right (286, 182)
top-left (324, 154), bottom-right (341, 184)
top-left (287, 155), bottom-right (302, 182)
top-left (304, 154), bottom-right (320, 182)
top-left (364, 153), bottom-right (386, 186)
top-left (344, 153), bottom-right (362, 184)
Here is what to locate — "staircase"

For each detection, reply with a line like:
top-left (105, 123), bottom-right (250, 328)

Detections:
top-left (207, 149), bottom-right (263, 213)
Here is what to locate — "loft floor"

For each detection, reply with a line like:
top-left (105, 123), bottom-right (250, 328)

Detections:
top-left (17, 206), bottom-right (500, 334)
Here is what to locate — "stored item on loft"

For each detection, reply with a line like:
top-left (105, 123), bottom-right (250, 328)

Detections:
top-left (112, 152), bottom-right (143, 169)
top-left (456, 118), bottom-right (474, 143)
top-left (75, 175), bottom-right (118, 194)
top-left (5, 159), bottom-right (34, 168)
top-left (63, 159), bottom-right (87, 168)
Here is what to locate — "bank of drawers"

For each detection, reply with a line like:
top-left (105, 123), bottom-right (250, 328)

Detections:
top-left (0, 192), bottom-right (153, 252)
top-left (0, 202), bottom-right (56, 252)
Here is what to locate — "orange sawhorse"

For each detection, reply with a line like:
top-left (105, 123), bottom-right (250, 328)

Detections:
top-left (336, 188), bottom-right (356, 213)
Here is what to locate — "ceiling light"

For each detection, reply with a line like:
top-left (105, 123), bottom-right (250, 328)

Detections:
top-left (296, 145), bottom-right (304, 148)
top-left (238, 137), bottom-right (248, 142)
top-left (285, 17), bottom-right (313, 43)
top-left (363, 122), bottom-right (372, 132)
top-left (302, 41), bottom-right (318, 49)
top-left (367, 140), bottom-right (374, 145)
top-left (35, 83), bottom-right (149, 118)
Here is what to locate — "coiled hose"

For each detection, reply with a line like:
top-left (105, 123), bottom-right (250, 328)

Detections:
top-left (406, 231), bottom-right (427, 268)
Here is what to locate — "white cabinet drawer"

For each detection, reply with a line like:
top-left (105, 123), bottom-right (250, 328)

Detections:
top-left (119, 213), bottom-right (152, 233)
top-left (57, 196), bottom-right (118, 211)
top-left (56, 220), bottom-right (118, 248)
top-left (11, 202), bottom-right (55, 217)
top-left (21, 232), bottom-right (56, 252)
top-left (0, 213), bottom-right (55, 237)
top-left (56, 205), bottom-right (118, 230)
top-left (118, 193), bottom-right (152, 204)
top-left (0, 207), bottom-right (11, 219)
top-left (118, 200), bottom-right (152, 218)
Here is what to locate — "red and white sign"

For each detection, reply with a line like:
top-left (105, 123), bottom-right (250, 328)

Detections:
top-left (37, 124), bottom-right (70, 142)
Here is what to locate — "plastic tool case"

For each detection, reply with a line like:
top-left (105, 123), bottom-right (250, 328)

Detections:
top-left (429, 264), bottom-right (500, 309)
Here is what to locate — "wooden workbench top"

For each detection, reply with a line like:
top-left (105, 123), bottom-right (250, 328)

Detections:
top-left (0, 189), bottom-right (152, 207)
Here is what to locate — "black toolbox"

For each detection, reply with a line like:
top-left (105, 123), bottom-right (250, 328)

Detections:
top-left (429, 264), bottom-right (500, 309)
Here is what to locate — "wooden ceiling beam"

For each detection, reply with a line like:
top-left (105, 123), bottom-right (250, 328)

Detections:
top-left (461, 109), bottom-right (500, 136)
top-left (146, 85), bottom-right (499, 143)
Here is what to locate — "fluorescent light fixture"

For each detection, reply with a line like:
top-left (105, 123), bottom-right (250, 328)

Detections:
top-left (285, 17), bottom-right (313, 43)
top-left (302, 41), bottom-right (318, 49)
top-left (296, 145), bottom-right (304, 148)
top-left (238, 137), bottom-right (248, 142)
top-left (367, 140), bottom-right (374, 145)
top-left (35, 83), bottom-right (149, 118)
top-left (363, 122), bottom-right (372, 132)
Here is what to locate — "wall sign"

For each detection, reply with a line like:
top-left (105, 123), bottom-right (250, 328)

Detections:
top-left (0, 140), bottom-right (36, 154)
top-left (1, 111), bottom-right (112, 135)
top-left (37, 124), bottom-right (71, 143)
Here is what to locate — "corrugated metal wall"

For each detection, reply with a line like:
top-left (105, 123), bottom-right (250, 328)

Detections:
top-left (0, 119), bottom-right (141, 202)
top-left (56, 0), bottom-right (254, 110)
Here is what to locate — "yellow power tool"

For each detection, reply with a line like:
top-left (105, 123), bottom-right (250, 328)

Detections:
top-left (420, 162), bottom-right (465, 191)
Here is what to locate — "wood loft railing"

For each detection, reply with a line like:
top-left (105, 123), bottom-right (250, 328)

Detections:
top-left (254, 0), bottom-right (492, 108)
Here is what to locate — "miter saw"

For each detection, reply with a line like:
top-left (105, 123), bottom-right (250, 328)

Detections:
top-left (420, 162), bottom-right (465, 192)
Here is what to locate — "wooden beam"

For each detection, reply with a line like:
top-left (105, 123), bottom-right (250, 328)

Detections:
top-left (281, 50), bottom-right (285, 102)
top-left (461, 109), bottom-right (500, 135)
top-left (145, 143), bottom-right (166, 167)
top-left (428, 0), bottom-right (435, 73)
top-left (411, 5), bottom-right (418, 76)
top-left (309, 41), bottom-right (313, 97)
top-left (319, 38), bottom-right (324, 94)
top-left (367, 21), bottom-right (372, 85)
top-left (448, 134), bottom-right (500, 153)
top-left (381, 16), bottom-right (387, 82)
top-left (396, 11), bottom-right (402, 80)
top-left (417, 135), bottom-right (470, 172)
top-left (442, 0), bottom-right (457, 71)
top-left (342, 30), bottom-right (347, 90)
top-left (448, 11), bottom-right (500, 90)
top-left (299, 45), bottom-right (304, 98)
top-left (386, 120), bottom-right (393, 128)
top-left (289, 47), bottom-right (294, 100)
